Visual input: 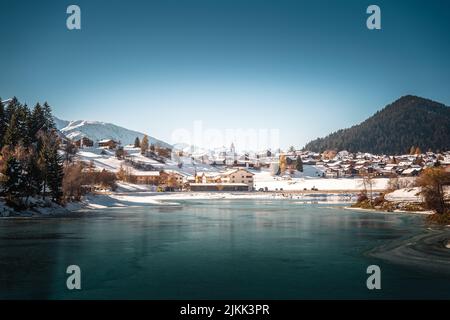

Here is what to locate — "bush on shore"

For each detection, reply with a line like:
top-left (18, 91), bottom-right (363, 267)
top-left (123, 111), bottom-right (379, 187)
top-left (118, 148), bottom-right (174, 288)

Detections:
top-left (416, 167), bottom-right (450, 214)
top-left (426, 211), bottom-right (450, 225)
top-left (352, 191), bottom-right (426, 212)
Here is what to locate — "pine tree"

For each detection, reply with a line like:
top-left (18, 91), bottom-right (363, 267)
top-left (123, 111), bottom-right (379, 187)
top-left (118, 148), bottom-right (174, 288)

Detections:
top-left (13, 146), bottom-right (41, 200)
top-left (141, 135), bottom-right (149, 155)
top-left (29, 103), bottom-right (46, 142)
top-left (3, 156), bottom-right (26, 203)
top-left (134, 137), bottom-right (140, 148)
top-left (4, 97), bottom-right (19, 123)
top-left (37, 131), bottom-right (63, 202)
top-left (296, 155), bottom-right (304, 172)
top-left (47, 149), bottom-right (64, 203)
top-left (3, 113), bottom-right (19, 147)
top-left (16, 104), bottom-right (31, 146)
top-left (27, 155), bottom-right (43, 198)
top-left (3, 100), bottom-right (30, 147)
top-left (37, 139), bottom-right (48, 200)
top-left (42, 102), bottom-right (56, 130)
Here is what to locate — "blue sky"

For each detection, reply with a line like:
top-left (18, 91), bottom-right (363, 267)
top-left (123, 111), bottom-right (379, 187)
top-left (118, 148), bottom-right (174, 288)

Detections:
top-left (1, 0), bottom-right (449, 149)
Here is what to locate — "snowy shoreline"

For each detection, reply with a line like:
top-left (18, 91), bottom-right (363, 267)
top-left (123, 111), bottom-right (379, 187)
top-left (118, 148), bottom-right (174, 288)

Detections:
top-left (1, 182), bottom-right (440, 217)
top-left (74, 190), bottom-right (359, 210)
top-left (1, 189), bottom-right (359, 217)
top-left (343, 206), bottom-right (433, 215)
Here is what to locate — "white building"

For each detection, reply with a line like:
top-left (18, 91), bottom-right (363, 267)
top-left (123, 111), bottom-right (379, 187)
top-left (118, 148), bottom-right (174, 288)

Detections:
top-left (220, 168), bottom-right (254, 190)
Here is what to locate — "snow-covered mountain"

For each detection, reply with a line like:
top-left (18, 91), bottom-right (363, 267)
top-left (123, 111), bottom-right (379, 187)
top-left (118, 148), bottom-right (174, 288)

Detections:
top-left (54, 117), bottom-right (171, 148)
top-left (54, 117), bottom-right (70, 131)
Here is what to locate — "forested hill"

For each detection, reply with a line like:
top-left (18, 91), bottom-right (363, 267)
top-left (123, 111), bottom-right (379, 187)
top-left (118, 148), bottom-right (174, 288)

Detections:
top-left (303, 95), bottom-right (450, 155)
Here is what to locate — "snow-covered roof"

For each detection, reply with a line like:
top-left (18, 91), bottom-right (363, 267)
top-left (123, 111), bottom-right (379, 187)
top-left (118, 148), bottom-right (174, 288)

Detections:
top-left (130, 170), bottom-right (160, 176)
top-left (328, 161), bottom-right (342, 167)
top-left (222, 168), bottom-right (254, 176)
top-left (98, 139), bottom-right (117, 143)
top-left (163, 169), bottom-right (193, 177)
top-left (197, 171), bottom-right (221, 177)
top-left (401, 168), bottom-right (421, 175)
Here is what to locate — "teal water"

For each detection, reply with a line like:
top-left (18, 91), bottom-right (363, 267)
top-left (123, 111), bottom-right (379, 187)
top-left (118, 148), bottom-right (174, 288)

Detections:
top-left (0, 200), bottom-right (449, 299)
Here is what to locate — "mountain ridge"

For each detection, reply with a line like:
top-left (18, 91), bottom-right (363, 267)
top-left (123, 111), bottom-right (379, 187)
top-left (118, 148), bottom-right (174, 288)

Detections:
top-left (303, 95), bottom-right (450, 155)
top-left (54, 116), bottom-right (171, 148)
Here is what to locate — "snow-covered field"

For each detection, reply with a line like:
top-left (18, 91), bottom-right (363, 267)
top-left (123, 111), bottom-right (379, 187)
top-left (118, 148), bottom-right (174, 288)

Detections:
top-left (78, 149), bottom-right (125, 172)
top-left (253, 169), bottom-right (389, 191)
top-left (76, 146), bottom-right (220, 177)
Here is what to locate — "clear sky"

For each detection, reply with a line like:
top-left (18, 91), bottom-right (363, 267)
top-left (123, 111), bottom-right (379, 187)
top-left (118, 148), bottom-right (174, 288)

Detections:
top-left (1, 0), bottom-right (449, 150)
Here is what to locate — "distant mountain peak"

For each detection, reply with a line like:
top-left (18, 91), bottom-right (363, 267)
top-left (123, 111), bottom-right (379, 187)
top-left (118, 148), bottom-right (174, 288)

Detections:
top-left (304, 95), bottom-right (450, 155)
top-left (389, 95), bottom-right (446, 108)
top-left (54, 116), bottom-right (171, 148)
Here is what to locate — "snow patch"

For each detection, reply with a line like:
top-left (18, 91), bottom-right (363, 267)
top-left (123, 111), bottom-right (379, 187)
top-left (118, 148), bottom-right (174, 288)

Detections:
top-left (385, 187), bottom-right (423, 203)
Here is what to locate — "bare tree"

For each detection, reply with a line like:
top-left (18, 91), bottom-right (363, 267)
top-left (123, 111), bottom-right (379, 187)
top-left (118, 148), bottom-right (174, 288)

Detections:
top-left (360, 171), bottom-right (375, 206)
top-left (416, 167), bottom-right (450, 214)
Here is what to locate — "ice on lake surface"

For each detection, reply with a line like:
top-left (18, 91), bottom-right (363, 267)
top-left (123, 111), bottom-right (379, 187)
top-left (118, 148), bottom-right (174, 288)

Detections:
top-left (1, 200), bottom-right (449, 299)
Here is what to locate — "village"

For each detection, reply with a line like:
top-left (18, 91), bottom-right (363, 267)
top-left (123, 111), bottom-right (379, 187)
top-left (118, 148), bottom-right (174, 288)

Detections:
top-left (67, 135), bottom-right (450, 194)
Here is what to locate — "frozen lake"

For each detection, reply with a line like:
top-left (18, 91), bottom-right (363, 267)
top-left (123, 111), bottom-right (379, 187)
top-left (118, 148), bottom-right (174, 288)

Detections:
top-left (1, 200), bottom-right (449, 299)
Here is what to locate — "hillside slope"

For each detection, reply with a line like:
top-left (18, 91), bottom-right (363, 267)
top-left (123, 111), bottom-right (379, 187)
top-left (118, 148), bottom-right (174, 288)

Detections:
top-left (304, 95), bottom-right (450, 154)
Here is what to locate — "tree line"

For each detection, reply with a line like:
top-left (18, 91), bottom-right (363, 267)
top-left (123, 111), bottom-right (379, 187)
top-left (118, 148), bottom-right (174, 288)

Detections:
top-left (0, 97), bottom-right (63, 208)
